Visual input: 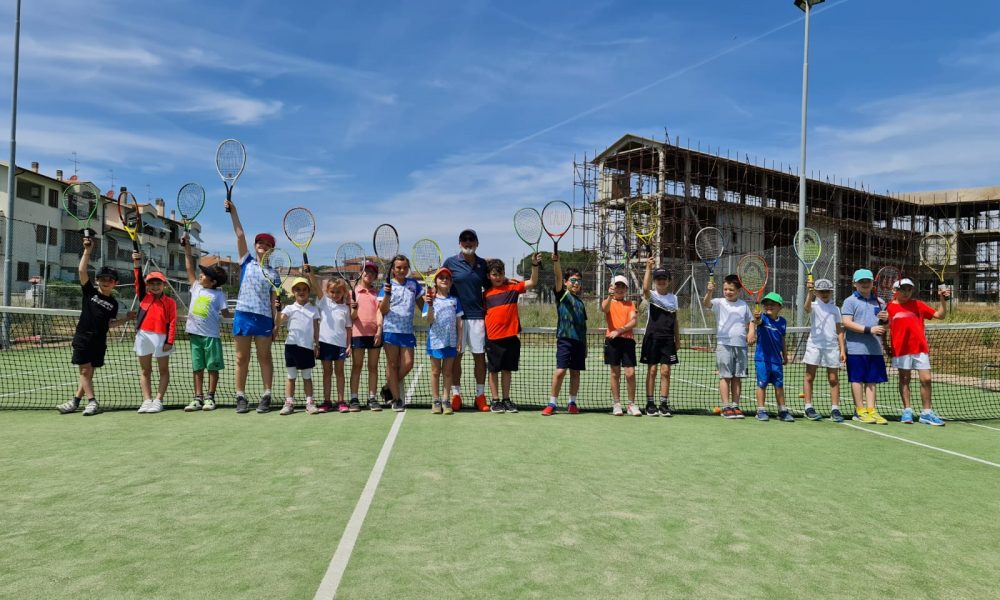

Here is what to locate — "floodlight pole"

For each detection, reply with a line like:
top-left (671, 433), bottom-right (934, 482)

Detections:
top-left (794, 0), bottom-right (821, 326)
top-left (3, 0), bottom-right (22, 308)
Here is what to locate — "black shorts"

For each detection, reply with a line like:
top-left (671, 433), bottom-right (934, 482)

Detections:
top-left (284, 344), bottom-right (316, 370)
top-left (603, 337), bottom-right (637, 367)
top-left (555, 338), bottom-right (587, 371)
top-left (351, 335), bottom-right (382, 350)
top-left (317, 341), bottom-right (348, 362)
top-left (71, 335), bottom-right (107, 369)
top-left (486, 336), bottom-right (521, 373)
top-left (639, 336), bottom-right (679, 366)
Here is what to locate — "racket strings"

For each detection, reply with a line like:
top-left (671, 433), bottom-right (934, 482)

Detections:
top-left (737, 258), bottom-right (767, 291)
top-left (921, 237), bottom-right (950, 267)
top-left (628, 202), bottom-right (656, 238)
top-left (64, 184), bottom-right (100, 220)
top-left (514, 209), bottom-right (542, 245)
top-left (216, 141), bottom-right (246, 180)
top-left (412, 241), bottom-right (441, 275)
top-left (177, 184), bottom-right (205, 219)
top-left (336, 243), bottom-right (366, 280)
top-left (793, 230), bottom-right (822, 263)
top-left (695, 229), bottom-right (723, 260)
top-left (283, 209), bottom-right (315, 246)
top-left (374, 226), bottom-right (399, 260)
top-left (541, 202), bottom-right (573, 235)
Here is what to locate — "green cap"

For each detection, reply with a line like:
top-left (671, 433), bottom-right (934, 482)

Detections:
top-left (762, 292), bottom-right (784, 305)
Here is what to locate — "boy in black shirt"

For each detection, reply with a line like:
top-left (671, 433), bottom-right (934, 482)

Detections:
top-left (57, 238), bottom-right (133, 416)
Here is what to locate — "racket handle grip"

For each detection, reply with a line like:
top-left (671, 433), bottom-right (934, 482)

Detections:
top-left (806, 273), bottom-right (814, 285)
top-left (303, 252), bottom-right (309, 265)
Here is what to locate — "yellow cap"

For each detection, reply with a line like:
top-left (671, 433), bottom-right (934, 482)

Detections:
top-left (290, 277), bottom-right (311, 290)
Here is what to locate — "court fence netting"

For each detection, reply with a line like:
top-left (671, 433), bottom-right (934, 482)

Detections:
top-left (1, 306), bottom-right (999, 419)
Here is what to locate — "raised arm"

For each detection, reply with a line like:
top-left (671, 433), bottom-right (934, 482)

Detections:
top-left (183, 236), bottom-right (197, 285)
top-left (79, 238), bottom-right (94, 286)
top-left (133, 250), bottom-right (146, 301)
top-left (932, 289), bottom-right (950, 319)
top-left (701, 280), bottom-right (715, 308)
top-left (226, 200), bottom-right (248, 258)
top-left (552, 253), bottom-right (563, 293)
top-left (642, 257), bottom-right (654, 300)
top-left (803, 281), bottom-right (815, 313)
top-left (524, 253), bottom-right (541, 291)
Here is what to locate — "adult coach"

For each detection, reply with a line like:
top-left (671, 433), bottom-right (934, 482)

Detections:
top-left (443, 229), bottom-right (490, 412)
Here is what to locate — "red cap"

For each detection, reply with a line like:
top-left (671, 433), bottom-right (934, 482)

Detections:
top-left (254, 233), bottom-right (276, 248)
top-left (435, 267), bottom-right (453, 279)
top-left (145, 271), bottom-right (167, 283)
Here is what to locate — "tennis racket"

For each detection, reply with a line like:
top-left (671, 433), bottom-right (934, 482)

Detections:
top-left (605, 231), bottom-right (627, 281)
top-left (117, 187), bottom-right (142, 253)
top-left (260, 247), bottom-right (293, 299)
top-left (373, 223), bottom-right (399, 286)
top-left (411, 238), bottom-right (443, 295)
top-left (283, 207), bottom-right (316, 264)
top-left (736, 254), bottom-right (769, 313)
top-left (793, 227), bottom-right (822, 285)
top-left (62, 181), bottom-right (101, 239)
top-left (874, 265), bottom-right (901, 325)
top-left (216, 139), bottom-right (246, 213)
top-left (920, 233), bottom-right (952, 298)
top-left (336, 241), bottom-right (366, 301)
top-left (695, 227), bottom-right (724, 284)
top-left (514, 207), bottom-right (542, 253)
top-left (627, 200), bottom-right (657, 258)
top-left (541, 200), bottom-right (572, 254)
top-left (176, 182), bottom-right (205, 244)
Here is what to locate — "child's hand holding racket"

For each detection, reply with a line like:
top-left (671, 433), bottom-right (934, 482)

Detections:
top-left (706, 280), bottom-right (715, 293)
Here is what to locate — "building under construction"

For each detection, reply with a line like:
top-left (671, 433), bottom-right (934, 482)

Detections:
top-left (575, 133), bottom-right (1000, 325)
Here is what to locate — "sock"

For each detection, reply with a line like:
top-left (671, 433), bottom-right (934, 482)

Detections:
top-left (73, 396), bottom-right (81, 403)
top-left (503, 398), bottom-right (510, 402)
top-left (549, 397), bottom-right (558, 406)
top-left (433, 397), bottom-right (440, 403)
top-left (351, 394), bottom-right (358, 401)
top-left (236, 390), bottom-right (245, 397)
top-left (306, 396), bottom-right (313, 403)
top-left (778, 404), bottom-right (787, 410)
top-left (804, 403), bottom-right (813, 410)
top-left (207, 392), bottom-right (215, 400)
top-left (921, 408), bottom-right (933, 415)
top-left (195, 395), bottom-right (203, 401)
top-left (263, 389), bottom-right (272, 397)
top-left (646, 395), bottom-right (654, 403)
top-left (368, 393), bottom-right (376, 400)
top-left (452, 385), bottom-right (461, 395)
top-left (285, 397), bottom-right (294, 403)
top-left (660, 395), bottom-right (669, 404)
top-left (723, 402), bottom-right (732, 409)
top-left (831, 404), bottom-right (840, 411)
top-left (569, 395), bottom-right (577, 405)
top-left (475, 384), bottom-right (485, 396)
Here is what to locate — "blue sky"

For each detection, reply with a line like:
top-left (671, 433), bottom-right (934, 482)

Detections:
top-left (0, 0), bottom-right (998, 267)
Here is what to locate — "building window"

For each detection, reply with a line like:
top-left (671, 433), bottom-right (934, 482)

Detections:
top-left (16, 180), bottom-right (43, 203)
top-left (48, 188), bottom-right (60, 208)
top-left (49, 227), bottom-right (58, 246)
top-left (16, 261), bottom-right (29, 281)
top-left (36, 225), bottom-right (47, 244)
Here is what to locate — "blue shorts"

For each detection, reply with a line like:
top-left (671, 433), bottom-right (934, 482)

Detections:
top-left (284, 344), bottom-right (316, 370)
top-left (556, 338), bottom-right (587, 371)
top-left (318, 341), bottom-right (349, 362)
top-left (755, 361), bottom-right (784, 389)
top-left (383, 332), bottom-right (416, 348)
top-left (846, 354), bottom-right (888, 384)
top-left (428, 345), bottom-right (458, 360)
top-left (232, 310), bottom-right (273, 337)
top-left (351, 335), bottom-right (381, 349)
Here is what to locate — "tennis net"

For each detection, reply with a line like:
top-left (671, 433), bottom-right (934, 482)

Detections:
top-left (1, 306), bottom-right (998, 419)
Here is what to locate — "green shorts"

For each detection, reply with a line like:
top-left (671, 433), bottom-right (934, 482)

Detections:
top-left (190, 334), bottom-right (224, 372)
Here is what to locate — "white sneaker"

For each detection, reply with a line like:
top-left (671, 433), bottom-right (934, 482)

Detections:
top-left (279, 401), bottom-right (295, 416)
top-left (612, 403), bottom-right (623, 416)
top-left (137, 399), bottom-right (153, 413)
top-left (147, 399), bottom-right (163, 413)
top-left (627, 404), bottom-right (643, 417)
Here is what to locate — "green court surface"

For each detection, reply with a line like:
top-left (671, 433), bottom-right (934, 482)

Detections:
top-left (2, 411), bottom-right (998, 599)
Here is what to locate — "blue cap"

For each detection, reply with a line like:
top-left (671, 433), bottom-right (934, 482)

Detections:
top-left (852, 268), bottom-right (874, 282)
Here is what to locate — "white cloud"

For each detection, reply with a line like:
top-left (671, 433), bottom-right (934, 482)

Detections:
top-left (168, 93), bottom-right (284, 125)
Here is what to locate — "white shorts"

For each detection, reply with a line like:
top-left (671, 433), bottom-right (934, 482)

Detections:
top-left (891, 352), bottom-right (930, 371)
top-left (134, 330), bottom-right (173, 358)
top-left (802, 345), bottom-right (841, 369)
top-left (460, 318), bottom-right (486, 354)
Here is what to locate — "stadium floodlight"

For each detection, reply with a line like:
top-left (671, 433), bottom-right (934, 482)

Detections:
top-left (794, 0), bottom-right (825, 11)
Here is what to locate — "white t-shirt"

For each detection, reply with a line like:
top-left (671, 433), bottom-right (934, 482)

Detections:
top-left (281, 302), bottom-right (319, 350)
top-left (186, 282), bottom-right (228, 338)
top-left (317, 296), bottom-right (353, 348)
top-left (711, 297), bottom-right (751, 346)
top-left (807, 297), bottom-right (842, 349)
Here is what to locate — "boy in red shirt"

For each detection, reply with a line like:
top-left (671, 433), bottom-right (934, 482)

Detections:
top-left (132, 251), bottom-right (178, 413)
top-left (483, 254), bottom-right (540, 413)
top-left (886, 278), bottom-right (949, 425)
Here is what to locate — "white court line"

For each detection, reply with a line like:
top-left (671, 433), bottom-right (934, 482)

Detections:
top-left (674, 376), bottom-right (715, 391)
top-left (957, 421), bottom-right (1000, 432)
top-left (0, 370), bottom-right (140, 399)
top-left (313, 365), bottom-right (421, 600)
top-left (840, 422), bottom-right (1000, 468)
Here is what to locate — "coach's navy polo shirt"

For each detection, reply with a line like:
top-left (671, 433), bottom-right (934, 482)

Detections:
top-left (443, 253), bottom-right (488, 320)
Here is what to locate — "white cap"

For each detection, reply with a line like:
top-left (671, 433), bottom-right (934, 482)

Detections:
top-left (611, 275), bottom-right (629, 286)
top-left (893, 277), bottom-right (915, 289)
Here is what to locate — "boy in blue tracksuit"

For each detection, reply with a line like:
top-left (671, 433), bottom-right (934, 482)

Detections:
top-left (748, 292), bottom-right (791, 421)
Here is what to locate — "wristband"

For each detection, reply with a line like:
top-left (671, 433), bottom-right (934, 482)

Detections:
top-left (864, 326), bottom-right (871, 335)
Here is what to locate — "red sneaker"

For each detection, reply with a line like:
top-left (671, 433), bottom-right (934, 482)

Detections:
top-left (475, 393), bottom-right (490, 412)
top-left (567, 403), bottom-right (580, 414)
top-left (337, 401), bottom-right (350, 413)
top-left (541, 405), bottom-right (556, 416)
top-left (732, 406), bottom-right (745, 419)
top-left (451, 393), bottom-right (462, 412)
top-left (317, 401), bottom-right (334, 413)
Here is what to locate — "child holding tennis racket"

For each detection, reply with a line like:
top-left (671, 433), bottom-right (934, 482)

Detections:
top-left (640, 258), bottom-right (680, 417)
top-left (226, 200), bottom-right (279, 414)
top-left (603, 274), bottom-right (638, 416)
top-left (802, 279), bottom-right (846, 422)
top-left (350, 261), bottom-right (383, 411)
top-left (702, 275), bottom-right (752, 419)
top-left (132, 251), bottom-right (177, 414)
top-left (886, 278), bottom-right (949, 426)
top-left (747, 293), bottom-right (791, 421)
top-left (312, 274), bottom-right (354, 413)
top-left (182, 239), bottom-right (230, 412)
top-left (56, 238), bottom-right (134, 416)
top-left (841, 269), bottom-right (890, 425)
top-left (378, 254), bottom-right (424, 412)
top-left (483, 255), bottom-right (540, 413)
top-left (277, 277), bottom-right (320, 415)
top-left (423, 267), bottom-right (463, 414)
top-left (543, 253), bottom-right (587, 416)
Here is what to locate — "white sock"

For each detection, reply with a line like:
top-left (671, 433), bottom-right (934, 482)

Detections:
top-left (285, 397), bottom-right (293, 403)
top-left (921, 408), bottom-right (933, 415)
top-left (475, 384), bottom-right (485, 396)
top-left (831, 404), bottom-right (840, 411)
top-left (263, 388), bottom-right (272, 396)
top-left (306, 396), bottom-right (313, 403)
top-left (451, 385), bottom-right (461, 395)
top-left (804, 403), bottom-right (813, 410)
top-left (569, 395), bottom-right (577, 404)
top-left (549, 396), bottom-right (558, 406)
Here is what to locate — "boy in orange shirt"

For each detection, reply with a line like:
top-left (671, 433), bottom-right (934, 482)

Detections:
top-left (602, 275), bottom-right (639, 416)
top-left (483, 254), bottom-right (540, 413)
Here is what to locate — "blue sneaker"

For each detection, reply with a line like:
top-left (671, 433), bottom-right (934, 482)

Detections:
top-left (918, 410), bottom-right (945, 426)
top-left (900, 408), bottom-right (914, 424)
top-left (778, 409), bottom-right (795, 422)
top-left (804, 406), bottom-right (822, 421)
top-left (756, 408), bottom-right (769, 421)
top-left (830, 408), bottom-right (844, 423)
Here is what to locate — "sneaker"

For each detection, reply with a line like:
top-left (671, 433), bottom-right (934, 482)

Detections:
top-left (443, 402), bottom-right (454, 415)
top-left (147, 399), bottom-right (163, 414)
top-left (432, 400), bottom-right (443, 414)
top-left (57, 398), bottom-right (80, 414)
top-left (627, 404), bottom-right (643, 417)
top-left (256, 392), bottom-right (272, 414)
top-left (137, 399), bottom-right (153, 414)
top-left (202, 399), bottom-right (216, 411)
top-left (317, 401), bottom-right (335, 413)
top-left (349, 400), bottom-right (362, 412)
top-left (451, 393), bottom-right (462, 412)
top-left (645, 401), bottom-right (658, 416)
top-left (279, 401), bottom-right (295, 416)
top-left (337, 401), bottom-right (350, 413)
top-left (722, 406), bottom-right (736, 419)
top-left (185, 397), bottom-right (203, 412)
top-left (380, 385), bottom-right (393, 403)
top-left (778, 409), bottom-right (794, 422)
top-left (732, 405), bottom-right (745, 419)
top-left (612, 403), bottom-right (623, 416)
top-left (82, 400), bottom-right (101, 416)
top-left (541, 405), bottom-right (556, 416)
top-left (804, 406), bottom-right (822, 421)
top-left (475, 393), bottom-right (490, 412)
top-left (900, 408), bottom-right (914, 424)
top-left (367, 397), bottom-right (382, 412)
top-left (756, 408), bottom-right (770, 421)
top-left (392, 399), bottom-right (405, 412)
top-left (918, 410), bottom-right (945, 426)
top-left (567, 403), bottom-right (580, 415)
top-left (490, 400), bottom-right (505, 413)
top-left (235, 394), bottom-right (249, 414)
top-left (658, 401), bottom-right (672, 417)
top-left (502, 399), bottom-right (518, 413)
top-left (853, 408), bottom-right (876, 424)
top-left (305, 401), bottom-right (319, 415)
top-left (830, 408), bottom-right (845, 423)
top-left (870, 410), bottom-right (888, 425)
